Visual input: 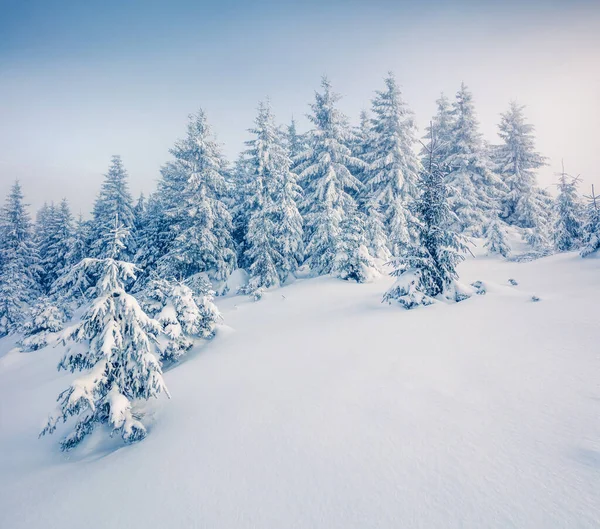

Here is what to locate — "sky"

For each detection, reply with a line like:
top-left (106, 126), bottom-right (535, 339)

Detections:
top-left (1, 0), bottom-right (599, 215)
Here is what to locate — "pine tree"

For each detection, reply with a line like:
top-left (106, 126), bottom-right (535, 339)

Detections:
top-left (383, 132), bottom-right (469, 309)
top-left (89, 156), bottom-right (135, 259)
top-left (445, 83), bottom-right (501, 235)
top-left (581, 185), bottom-right (600, 257)
top-left (0, 181), bottom-right (40, 335)
top-left (494, 102), bottom-right (547, 228)
top-left (483, 216), bottom-right (511, 258)
top-left (363, 73), bottom-right (420, 255)
top-left (553, 164), bottom-right (583, 252)
top-left (296, 76), bottom-right (364, 275)
top-left (141, 278), bottom-right (220, 363)
top-left (40, 218), bottom-right (168, 451)
top-left (19, 297), bottom-right (66, 352)
top-left (333, 207), bottom-right (376, 282)
top-left (158, 110), bottom-right (236, 284)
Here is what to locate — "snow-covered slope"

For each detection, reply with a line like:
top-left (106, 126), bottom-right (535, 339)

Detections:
top-left (0, 251), bottom-right (599, 528)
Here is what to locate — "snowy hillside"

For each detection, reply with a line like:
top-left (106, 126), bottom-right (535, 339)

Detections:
top-left (1, 250), bottom-right (599, 529)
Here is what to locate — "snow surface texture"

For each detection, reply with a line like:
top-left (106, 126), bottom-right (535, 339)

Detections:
top-left (1, 250), bottom-right (599, 528)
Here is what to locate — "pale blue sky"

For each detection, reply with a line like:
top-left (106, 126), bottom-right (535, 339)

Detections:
top-left (1, 0), bottom-right (599, 213)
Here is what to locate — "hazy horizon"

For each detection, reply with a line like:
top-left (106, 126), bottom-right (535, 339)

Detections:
top-left (1, 0), bottom-right (599, 214)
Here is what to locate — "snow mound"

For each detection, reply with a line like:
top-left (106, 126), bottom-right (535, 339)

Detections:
top-left (0, 252), bottom-right (599, 528)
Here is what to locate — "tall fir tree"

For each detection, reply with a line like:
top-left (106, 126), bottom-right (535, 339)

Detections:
top-left (286, 117), bottom-right (306, 173)
top-left (363, 73), bottom-right (420, 255)
top-left (41, 217), bottom-right (168, 451)
top-left (239, 101), bottom-right (304, 297)
top-left (384, 132), bottom-right (469, 308)
top-left (444, 83), bottom-right (501, 235)
top-left (158, 110), bottom-right (236, 284)
top-left (296, 76), bottom-right (365, 275)
top-left (553, 165), bottom-right (583, 252)
top-left (0, 181), bottom-right (40, 335)
top-left (239, 101), bottom-right (285, 298)
top-left (580, 185), bottom-right (600, 257)
top-left (89, 156), bottom-right (135, 259)
top-left (494, 101), bottom-right (547, 229)
top-left (37, 199), bottom-right (74, 291)
top-left (422, 94), bottom-right (454, 167)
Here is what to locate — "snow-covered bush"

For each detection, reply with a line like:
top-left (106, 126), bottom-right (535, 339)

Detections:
top-left (141, 278), bottom-right (220, 363)
top-left (333, 211), bottom-right (377, 283)
top-left (19, 298), bottom-right (66, 352)
top-left (484, 217), bottom-right (511, 258)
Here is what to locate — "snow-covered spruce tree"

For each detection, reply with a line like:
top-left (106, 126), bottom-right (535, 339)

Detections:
top-left (37, 199), bottom-right (74, 291)
top-left (66, 213), bottom-right (89, 267)
top-left (296, 76), bottom-right (365, 275)
top-left (445, 83), bottom-right (502, 235)
top-left (40, 218), bottom-right (168, 451)
top-left (141, 278), bottom-right (220, 363)
top-left (0, 181), bottom-right (40, 335)
top-left (89, 156), bottom-right (136, 259)
top-left (273, 146), bottom-right (304, 283)
top-left (383, 132), bottom-right (469, 309)
top-left (286, 117), bottom-right (307, 173)
top-left (350, 110), bottom-right (389, 261)
top-left (483, 215), bottom-right (511, 258)
top-left (493, 101), bottom-right (547, 228)
top-left (553, 165), bottom-right (583, 252)
top-left (333, 206), bottom-right (376, 282)
top-left (19, 297), bottom-right (66, 352)
top-left (581, 185), bottom-right (600, 257)
top-left (421, 94), bottom-right (454, 168)
top-left (363, 73), bottom-right (420, 255)
top-left (133, 160), bottom-right (191, 287)
top-left (158, 110), bottom-right (236, 284)
top-left (239, 101), bottom-right (304, 298)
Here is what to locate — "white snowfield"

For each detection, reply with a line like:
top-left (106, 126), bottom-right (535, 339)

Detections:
top-left (0, 250), bottom-right (599, 529)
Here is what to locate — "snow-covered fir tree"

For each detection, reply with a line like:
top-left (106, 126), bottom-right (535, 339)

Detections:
top-left (363, 73), bottom-right (420, 255)
top-left (333, 206), bottom-right (376, 282)
top-left (445, 83), bottom-right (501, 235)
top-left (0, 181), bottom-right (40, 335)
top-left (239, 101), bottom-right (304, 298)
top-left (158, 110), bottom-right (236, 284)
top-left (494, 102), bottom-right (547, 229)
top-left (383, 133), bottom-right (469, 309)
top-left (133, 193), bottom-right (146, 248)
top-left (483, 215), bottom-right (511, 258)
top-left (89, 156), bottom-right (135, 259)
top-left (296, 76), bottom-right (365, 275)
top-left (40, 218), bottom-right (168, 451)
top-left (581, 185), bottom-right (600, 257)
top-left (19, 297), bottom-right (66, 352)
top-left (64, 213), bottom-right (89, 272)
top-left (286, 117), bottom-right (306, 172)
top-left (421, 94), bottom-right (454, 167)
top-left (351, 110), bottom-right (389, 260)
top-left (141, 278), bottom-right (220, 363)
top-left (37, 199), bottom-right (74, 291)
top-left (553, 166), bottom-right (583, 252)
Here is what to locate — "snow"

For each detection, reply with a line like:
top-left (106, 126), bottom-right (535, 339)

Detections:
top-left (1, 249), bottom-right (599, 528)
